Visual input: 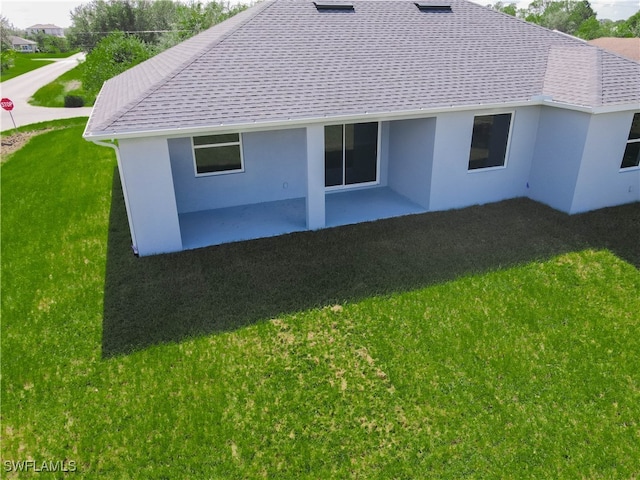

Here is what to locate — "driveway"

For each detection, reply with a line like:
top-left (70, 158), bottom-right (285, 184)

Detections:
top-left (0, 52), bottom-right (93, 130)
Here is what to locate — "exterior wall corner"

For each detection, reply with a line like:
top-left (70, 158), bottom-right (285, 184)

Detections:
top-left (118, 137), bottom-right (182, 256)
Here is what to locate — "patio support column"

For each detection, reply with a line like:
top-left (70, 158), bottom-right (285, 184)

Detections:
top-left (306, 125), bottom-right (325, 230)
top-left (118, 137), bottom-right (182, 256)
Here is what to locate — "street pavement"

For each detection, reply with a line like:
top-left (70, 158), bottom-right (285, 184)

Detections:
top-left (0, 52), bottom-right (94, 130)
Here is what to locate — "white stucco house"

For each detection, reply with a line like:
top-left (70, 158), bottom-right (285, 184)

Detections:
top-left (84, 0), bottom-right (640, 257)
top-left (25, 24), bottom-right (65, 37)
top-left (10, 36), bottom-right (37, 52)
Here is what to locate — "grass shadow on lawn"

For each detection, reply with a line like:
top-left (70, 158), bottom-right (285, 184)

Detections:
top-left (102, 170), bottom-right (640, 357)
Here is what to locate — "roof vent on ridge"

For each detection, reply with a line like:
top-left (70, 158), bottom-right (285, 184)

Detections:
top-left (314, 1), bottom-right (355, 11)
top-left (415, 2), bottom-right (452, 12)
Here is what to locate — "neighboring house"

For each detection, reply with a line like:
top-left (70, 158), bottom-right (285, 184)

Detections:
top-left (10, 35), bottom-right (37, 52)
top-left (84, 0), bottom-right (640, 257)
top-left (25, 24), bottom-right (65, 37)
top-left (588, 37), bottom-right (640, 63)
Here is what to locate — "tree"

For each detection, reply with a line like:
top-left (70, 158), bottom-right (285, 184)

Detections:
top-left (68, 0), bottom-right (175, 51)
top-left (28, 32), bottom-right (72, 53)
top-left (82, 31), bottom-right (152, 93)
top-left (68, 0), bottom-right (247, 52)
top-left (566, 0), bottom-right (597, 33)
top-left (492, 1), bottom-right (517, 16)
top-left (517, 0), bottom-right (598, 35)
top-left (489, 1), bottom-right (639, 39)
top-left (538, 3), bottom-right (571, 31)
top-left (166, 1), bottom-right (247, 43)
top-left (574, 16), bottom-right (601, 39)
top-left (71, 0), bottom-right (249, 107)
top-left (1, 15), bottom-right (15, 47)
top-left (1, 15), bottom-right (17, 72)
top-left (623, 10), bottom-right (640, 37)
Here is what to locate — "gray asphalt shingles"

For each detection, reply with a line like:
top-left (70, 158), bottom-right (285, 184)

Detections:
top-left (85, 0), bottom-right (640, 138)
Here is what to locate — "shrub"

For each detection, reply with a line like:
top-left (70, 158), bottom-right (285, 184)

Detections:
top-left (82, 32), bottom-right (152, 94)
top-left (0, 48), bottom-right (15, 72)
top-left (64, 95), bottom-right (85, 108)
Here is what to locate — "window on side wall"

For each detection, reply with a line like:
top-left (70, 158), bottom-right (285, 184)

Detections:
top-left (621, 113), bottom-right (640, 169)
top-left (192, 133), bottom-right (243, 176)
top-left (468, 113), bottom-right (512, 171)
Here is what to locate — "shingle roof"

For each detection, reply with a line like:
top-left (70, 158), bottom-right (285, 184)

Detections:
top-left (27, 24), bottom-right (63, 29)
top-left (85, 0), bottom-right (640, 138)
top-left (10, 36), bottom-right (37, 45)
top-left (588, 37), bottom-right (640, 63)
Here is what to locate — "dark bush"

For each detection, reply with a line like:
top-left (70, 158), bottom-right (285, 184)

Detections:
top-left (64, 95), bottom-right (85, 108)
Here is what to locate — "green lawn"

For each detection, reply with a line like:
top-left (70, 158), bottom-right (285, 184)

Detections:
top-left (29, 63), bottom-right (96, 108)
top-left (0, 52), bottom-right (79, 82)
top-left (2, 119), bottom-right (639, 478)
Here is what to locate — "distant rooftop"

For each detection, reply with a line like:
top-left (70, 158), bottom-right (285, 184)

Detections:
top-left (10, 35), bottom-right (37, 45)
top-left (588, 37), bottom-right (640, 63)
top-left (26, 24), bottom-right (64, 29)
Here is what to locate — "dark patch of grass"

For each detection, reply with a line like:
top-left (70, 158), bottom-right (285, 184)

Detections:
top-left (103, 175), bottom-right (639, 356)
top-left (29, 63), bottom-right (96, 108)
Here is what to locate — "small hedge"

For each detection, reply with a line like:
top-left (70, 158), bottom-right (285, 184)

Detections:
top-left (64, 95), bottom-right (85, 108)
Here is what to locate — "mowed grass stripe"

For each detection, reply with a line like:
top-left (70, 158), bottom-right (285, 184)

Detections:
top-left (0, 52), bottom-right (78, 82)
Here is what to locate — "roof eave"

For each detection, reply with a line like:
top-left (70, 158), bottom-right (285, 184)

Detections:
top-left (83, 98), bottom-right (640, 142)
top-left (82, 99), bottom-right (540, 141)
top-left (540, 99), bottom-right (640, 114)
top-left (590, 102), bottom-right (640, 114)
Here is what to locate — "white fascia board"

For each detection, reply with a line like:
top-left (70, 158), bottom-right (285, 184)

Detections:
top-left (539, 99), bottom-right (640, 115)
top-left (82, 86), bottom-right (110, 140)
top-left (83, 98), bottom-right (635, 142)
top-left (591, 103), bottom-right (640, 115)
top-left (82, 100), bottom-right (537, 141)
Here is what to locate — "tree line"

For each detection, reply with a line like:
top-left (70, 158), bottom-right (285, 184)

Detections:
top-left (63, 0), bottom-right (247, 96)
top-left (0, 1), bottom-right (248, 76)
top-left (67, 0), bottom-right (248, 52)
top-left (491, 0), bottom-right (640, 39)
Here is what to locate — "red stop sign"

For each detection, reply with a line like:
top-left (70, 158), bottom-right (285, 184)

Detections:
top-left (1, 98), bottom-right (14, 111)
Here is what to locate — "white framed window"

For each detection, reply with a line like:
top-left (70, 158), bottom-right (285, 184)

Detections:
top-left (192, 133), bottom-right (244, 176)
top-left (324, 122), bottom-right (380, 189)
top-left (620, 113), bottom-right (640, 170)
top-left (468, 113), bottom-right (513, 171)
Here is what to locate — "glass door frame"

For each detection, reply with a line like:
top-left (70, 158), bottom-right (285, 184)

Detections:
top-left (324, 121), bottom-right (382, 192)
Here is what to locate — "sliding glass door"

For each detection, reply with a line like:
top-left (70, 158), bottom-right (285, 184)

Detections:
top-left (325, 122), bottom-right (379, 188)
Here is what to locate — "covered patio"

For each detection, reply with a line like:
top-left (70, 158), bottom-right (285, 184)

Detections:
top-left (325, 187), bottom-right (427, 228)
top-left (178, 187), bottom-right (426, 250)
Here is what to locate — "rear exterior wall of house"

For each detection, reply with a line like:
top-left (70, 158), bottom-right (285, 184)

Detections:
top-left (117, 106), bottom-right (639, 255)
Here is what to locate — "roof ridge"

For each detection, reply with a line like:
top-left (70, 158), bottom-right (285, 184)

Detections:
top-left (95, 0), bottom-right (277, 133)
top-left (596, 47), bottom-right (603, 106)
